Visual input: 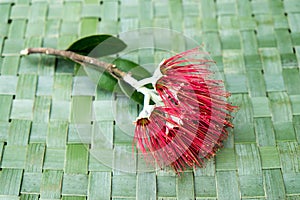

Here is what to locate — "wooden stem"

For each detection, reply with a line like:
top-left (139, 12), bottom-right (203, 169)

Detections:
top-left (20, 47), bottom-right (127, 79)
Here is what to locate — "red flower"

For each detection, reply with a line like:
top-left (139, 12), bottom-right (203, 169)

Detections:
top-left (134, 47), bottom-right (236, 173)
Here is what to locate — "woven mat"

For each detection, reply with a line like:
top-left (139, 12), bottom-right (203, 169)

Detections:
top-left (0, 0), bottom-right (300, 199)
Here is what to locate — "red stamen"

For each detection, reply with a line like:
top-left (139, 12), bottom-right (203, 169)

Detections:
top-left (133, 47), bottom-right (237, 174)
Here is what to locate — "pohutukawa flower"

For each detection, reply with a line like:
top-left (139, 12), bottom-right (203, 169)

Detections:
top-left (133, 47), bottom-right (236, 173)
top-left (20, 44), bottom-right (236, 174)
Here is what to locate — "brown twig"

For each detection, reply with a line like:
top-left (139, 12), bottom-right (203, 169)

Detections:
top-left (20, 47), bottom-right (126, 79)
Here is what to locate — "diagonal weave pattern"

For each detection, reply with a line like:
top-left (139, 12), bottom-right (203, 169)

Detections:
top-left (0, 0), bottom-right (300, 199)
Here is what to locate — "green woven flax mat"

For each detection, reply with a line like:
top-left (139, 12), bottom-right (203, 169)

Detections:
top-left (0, 0), bottom-right (300, 199)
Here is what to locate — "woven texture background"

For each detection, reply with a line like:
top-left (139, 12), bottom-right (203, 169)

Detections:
top-left (0, 0), bottom-right (300, 199)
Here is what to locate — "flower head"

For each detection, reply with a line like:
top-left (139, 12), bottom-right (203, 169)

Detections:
top-left (134, 47), bottom-right (236, 173)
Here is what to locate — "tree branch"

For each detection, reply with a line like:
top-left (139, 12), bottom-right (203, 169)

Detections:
top-left (20, 47), bottom-right (127, 79)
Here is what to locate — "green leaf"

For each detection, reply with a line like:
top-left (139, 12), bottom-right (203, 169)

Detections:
top-left (83, 57), bottom-right (152, 104)
top-left (66, 35), bottom-right (127, 57)
top-left (113, 58), bottom-right (151, 81)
